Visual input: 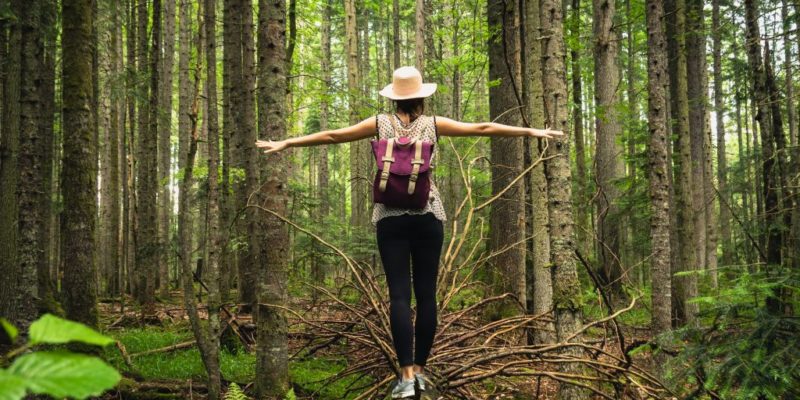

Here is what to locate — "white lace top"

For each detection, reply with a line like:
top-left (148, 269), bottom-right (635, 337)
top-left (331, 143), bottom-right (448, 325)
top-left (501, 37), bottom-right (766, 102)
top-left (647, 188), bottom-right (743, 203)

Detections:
top-left (371, 114), bottom-right (447, 225)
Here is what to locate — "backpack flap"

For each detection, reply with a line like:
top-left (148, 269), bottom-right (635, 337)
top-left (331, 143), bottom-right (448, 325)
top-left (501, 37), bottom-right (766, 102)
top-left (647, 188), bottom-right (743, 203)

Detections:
top-left (371, 138), bottom-right (433, 175)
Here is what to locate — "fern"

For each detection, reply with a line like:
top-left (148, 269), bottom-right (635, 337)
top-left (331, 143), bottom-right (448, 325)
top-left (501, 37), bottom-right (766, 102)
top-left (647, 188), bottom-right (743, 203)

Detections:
top-left (224, 383), bottom-right (250, 400)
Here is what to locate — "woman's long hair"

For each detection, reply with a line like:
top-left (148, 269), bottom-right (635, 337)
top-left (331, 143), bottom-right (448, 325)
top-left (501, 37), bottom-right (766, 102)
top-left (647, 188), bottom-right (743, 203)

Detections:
top-left (394, 98), bottom-right (425, 122)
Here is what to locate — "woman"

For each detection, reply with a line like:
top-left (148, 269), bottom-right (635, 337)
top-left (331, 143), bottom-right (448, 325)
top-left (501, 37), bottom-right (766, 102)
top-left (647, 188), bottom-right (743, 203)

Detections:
top-left (256, 66), bottom-right (562, 398)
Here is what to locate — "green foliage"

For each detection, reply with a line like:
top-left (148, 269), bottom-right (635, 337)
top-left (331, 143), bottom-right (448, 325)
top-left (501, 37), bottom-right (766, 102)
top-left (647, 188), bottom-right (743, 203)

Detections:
top-left (105, 325), bottom-right (255, 383)
top-left (666, 269), bottom-right (800, 399)
top-left (9, 352), bottom-right (120, 399)
top-left (223, 382), bottom-right (250, 400)
top-left (29, 314), bottom-right (116, 347)
top-left (289, 355), bottom-right (373, 400)
top-left (0, 314), bottom-right (121, 400)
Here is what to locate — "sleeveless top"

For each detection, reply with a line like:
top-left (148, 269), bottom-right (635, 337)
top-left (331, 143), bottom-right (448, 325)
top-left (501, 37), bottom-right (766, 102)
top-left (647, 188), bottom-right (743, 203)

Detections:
top-left (371, 113), bottom-right (447, 225)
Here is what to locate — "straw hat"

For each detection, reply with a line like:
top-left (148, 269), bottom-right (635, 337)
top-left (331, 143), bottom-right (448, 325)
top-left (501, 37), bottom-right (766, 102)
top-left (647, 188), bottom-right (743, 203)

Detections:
top-left (379, 66), bottom-right (437, 100)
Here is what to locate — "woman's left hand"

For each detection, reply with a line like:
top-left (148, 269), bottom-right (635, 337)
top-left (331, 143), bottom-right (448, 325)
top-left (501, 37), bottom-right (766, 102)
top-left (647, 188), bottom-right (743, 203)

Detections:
top-left (528, 126), bottom-right (564, 139)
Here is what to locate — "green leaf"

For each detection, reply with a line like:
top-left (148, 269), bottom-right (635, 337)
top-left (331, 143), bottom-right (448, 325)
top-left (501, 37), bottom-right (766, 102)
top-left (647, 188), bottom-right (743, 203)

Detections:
top-left (0, 319), bottom-right (17, 343)
top-left (29, 314), bottom-right (114, 346)
top-left (0, 370), bottom-right (26, 400)
top-left (8, 351), bottom-right (121, 399)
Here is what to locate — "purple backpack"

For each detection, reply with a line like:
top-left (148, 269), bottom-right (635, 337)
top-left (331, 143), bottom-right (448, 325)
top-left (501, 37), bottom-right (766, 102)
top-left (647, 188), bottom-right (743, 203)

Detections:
top-left (371, 115), bottom-right (435, 209)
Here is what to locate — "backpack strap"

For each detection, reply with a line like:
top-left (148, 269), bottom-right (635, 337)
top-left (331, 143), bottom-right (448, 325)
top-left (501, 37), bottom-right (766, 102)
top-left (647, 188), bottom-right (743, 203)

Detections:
top-left (378, 138), bottom-right (395, 192)
top-left (375, 114), bottom-right (380, 140)
top-left (407, 140), bottom-right (424, 194)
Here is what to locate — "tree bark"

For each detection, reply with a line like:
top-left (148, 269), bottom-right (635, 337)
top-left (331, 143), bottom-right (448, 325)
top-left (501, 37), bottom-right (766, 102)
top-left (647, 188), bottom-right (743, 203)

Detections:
top-left (254, 0), bottom-right (291, 396)
top-left (158, 0), bottom-right (176, 296)
top-left (135, 0), bottom-right (159, 315)
top-left (686, 0), bottom-right (707, 275)
top-left (592, 0), bottom-right (625, 295)
top-left (713, 0), bottom-right (731, 270)
top-left (570, 0), bottom-right (589, 259)
top-left (124, 0), bottom-right (137, 297)
top-left (62, 0), bottom-right (98, 327)
top-left (16, 0), bottom-right (44, 328)
top-left (312, 0), bottom-right (333, 300)
top-left (665, 0), bottom-right (698, 326)
top-left (38, 1), bottom-right (58, 311)
top-left (487, 0), bottom-right (526, 318)
top-left (645, 0), bottom-right (673, 334)
top-left (522, 0), bottom-right (553, 344)
top-left (101, 0), bottom-right (122, 298)
top-left (345, 0), bottom-right (368, 230)
top-left (745, 0), bottom-right (784, 314)
top-left (200, 0), bottom-right (222, 395)
top-left (540, 0), bottom-right (587, 396)
top-left (0, 0), bottom-right (21, 321)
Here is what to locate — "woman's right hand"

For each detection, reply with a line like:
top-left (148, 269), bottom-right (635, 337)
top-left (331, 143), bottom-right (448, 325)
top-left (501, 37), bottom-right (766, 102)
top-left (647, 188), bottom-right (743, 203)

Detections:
top-left (255, 139), bottom-right (289, 154)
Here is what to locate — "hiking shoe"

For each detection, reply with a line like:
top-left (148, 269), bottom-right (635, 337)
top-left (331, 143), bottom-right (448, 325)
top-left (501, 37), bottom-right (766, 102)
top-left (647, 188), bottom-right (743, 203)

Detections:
top-left (391, 377), bottom-right (416, 399)
top-left (414, 372), bottom-right (430, 391)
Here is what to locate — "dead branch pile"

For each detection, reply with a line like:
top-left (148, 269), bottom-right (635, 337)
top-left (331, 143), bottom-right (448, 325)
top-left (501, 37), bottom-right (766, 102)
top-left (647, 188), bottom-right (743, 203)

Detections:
top-left (251, 140), bottom-right (671, 399)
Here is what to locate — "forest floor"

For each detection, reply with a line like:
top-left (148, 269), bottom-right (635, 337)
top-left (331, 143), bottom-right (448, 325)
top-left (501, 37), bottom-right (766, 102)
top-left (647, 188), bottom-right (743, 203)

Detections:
top-left (98, 290), bottom-right (656, 399)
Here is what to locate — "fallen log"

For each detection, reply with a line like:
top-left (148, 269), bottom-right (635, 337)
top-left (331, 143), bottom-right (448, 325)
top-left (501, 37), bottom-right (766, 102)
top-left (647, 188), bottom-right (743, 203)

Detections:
top-left (128, 340), bottom-right (197, 358)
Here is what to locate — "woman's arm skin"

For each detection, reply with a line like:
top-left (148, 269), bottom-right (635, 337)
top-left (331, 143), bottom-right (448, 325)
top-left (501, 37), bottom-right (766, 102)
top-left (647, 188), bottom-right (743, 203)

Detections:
top-left (435, 116), bottom-right (564, 139)
top-left (256, 117), bottom-right (376, 154)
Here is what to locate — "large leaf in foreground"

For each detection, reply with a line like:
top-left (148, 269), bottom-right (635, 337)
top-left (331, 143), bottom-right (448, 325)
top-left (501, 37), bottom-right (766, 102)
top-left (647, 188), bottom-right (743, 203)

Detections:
top-left (8, 351), bottom-right (121, 399)
top-left (28, 314), bottom-right (114, 346)
top-left (0, 370), bottom-right (26, 400)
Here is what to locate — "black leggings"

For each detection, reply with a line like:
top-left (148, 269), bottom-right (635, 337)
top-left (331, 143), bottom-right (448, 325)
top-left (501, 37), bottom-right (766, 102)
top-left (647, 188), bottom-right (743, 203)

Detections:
top-left (376, 212), bottom-right (444, 367)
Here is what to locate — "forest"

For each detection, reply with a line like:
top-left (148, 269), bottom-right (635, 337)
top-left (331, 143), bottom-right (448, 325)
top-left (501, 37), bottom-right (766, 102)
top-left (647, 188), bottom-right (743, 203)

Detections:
top-left (0, 0), bottom-right (798, 398)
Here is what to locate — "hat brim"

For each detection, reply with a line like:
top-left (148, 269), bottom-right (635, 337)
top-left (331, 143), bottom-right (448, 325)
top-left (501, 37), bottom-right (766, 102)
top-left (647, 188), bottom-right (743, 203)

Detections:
top-left (379, 83), bottom-right (437, 100)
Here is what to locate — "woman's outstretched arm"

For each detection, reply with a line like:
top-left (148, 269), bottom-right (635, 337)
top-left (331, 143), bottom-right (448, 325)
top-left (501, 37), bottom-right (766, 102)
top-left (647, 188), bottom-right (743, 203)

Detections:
top-left (435, 116), bottom-right (564, 139)
top-left (255, 117), bottom-right (376, 154)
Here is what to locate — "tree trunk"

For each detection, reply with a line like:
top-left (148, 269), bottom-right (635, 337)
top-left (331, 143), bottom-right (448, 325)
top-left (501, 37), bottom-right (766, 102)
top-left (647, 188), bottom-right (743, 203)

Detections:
top-left (745, 0), bottom-right (784, 314)
top-left (312, 0), bottom-right (332, 300)
top-left (202, 0), bottom-right (222, 395)
top-left (764, 41), bottom-right (792, 312)
top-left (665, 0), bottom-right (698, 326)
top-left (254, 0), bottom-right (291, 396)
top-left (178, 0), bottom-right (193, 294)
top-left (227, 0), bottom-right (260, 311)
top-left (158, 0), bottom-right (176, 296)
top-left (540, 0), bottom-right (587, 396)
top-left (38, 1), bottom-right (59, 311)
top-left (177, 73), bottom-right (221, 400)
top-left (570, 0), bottom-right (589, 259)
top-left (0, 0), bottom-right (21, 321)
top-left (784, 0), bottom-right (800, 275)
top-left (487, 0), bottom-right (526, 318)
top-left (101, 0), bottom-right (122, 298)
top-left (124, 0), bottom-right (137, 297)
top-left (221, 0), bottom-right (236, 303)
top-left (713, 0), bottom-right (731, 270)
top-left (592, 0), bottom-right (625, 295)
top-left (624, 0), bottom-right (638, 280)
top-left (645, 0), bottom-right (673, 334)
top-left (62, 0), bottom-right (98, 327)
top-left (144, 0), bottom-right (161, 315)
top-left (522, 0), bottom-right (553, 344)
top-left (686, 0), bottom-right (707, 276)
top-left (345, 0), bottom-right (368, 230)
top-left (16, 0), bottom-right (44, 328)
